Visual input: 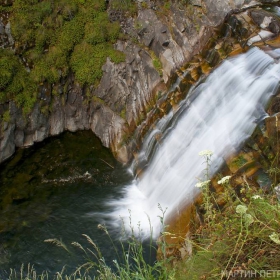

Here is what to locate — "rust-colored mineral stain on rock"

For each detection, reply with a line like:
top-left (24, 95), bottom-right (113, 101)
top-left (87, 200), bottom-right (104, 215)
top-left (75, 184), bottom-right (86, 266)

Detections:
top-left (229, 44), bottom-right (248, 57)
top-left (200, 61), bottom-right (212, 74)
top-left (265, 35), bottom-right (280, 48)
top-left (166, 204), bottom-right (192, 242)
top-left (157, 202), bottom-right (196, 261)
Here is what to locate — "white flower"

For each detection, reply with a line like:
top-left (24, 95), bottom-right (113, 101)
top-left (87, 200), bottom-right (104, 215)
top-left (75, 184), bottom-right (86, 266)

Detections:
top-left (252, 195), bottom-right (263, 200)
top-left (195, 180), bottom-right (211, 188)
top-left (217, 176), bottom-right (231, 185)
top-left (198, 150), bottom-right (213, 157)
top-left (244, 214), bottom-right (254, 226)
top-left (236, 204), bottom-right (248, 214)
top-left (162, 231), bottom-right (175, 236)
top-left (269, 232), bottom-right (280, 244)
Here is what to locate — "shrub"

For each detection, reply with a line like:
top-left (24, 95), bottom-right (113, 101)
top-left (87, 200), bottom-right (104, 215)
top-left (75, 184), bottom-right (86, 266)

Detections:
top-left (70, 42), bottom-right (125, 86)
top-left (0, 49), bottom-right (37, 112)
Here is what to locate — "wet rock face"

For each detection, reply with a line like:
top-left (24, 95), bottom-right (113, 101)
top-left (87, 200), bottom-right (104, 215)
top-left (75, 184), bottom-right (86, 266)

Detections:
top-left (0, 0), bottom-right (278, 164)
top-left (250, 9), bottom-right (280, 34)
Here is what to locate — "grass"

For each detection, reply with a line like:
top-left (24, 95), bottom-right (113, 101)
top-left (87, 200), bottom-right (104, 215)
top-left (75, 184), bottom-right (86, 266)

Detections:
top-left (179, 151), bottom-right (280, 279)
top-left (7, 210), bottom-right (175, 280)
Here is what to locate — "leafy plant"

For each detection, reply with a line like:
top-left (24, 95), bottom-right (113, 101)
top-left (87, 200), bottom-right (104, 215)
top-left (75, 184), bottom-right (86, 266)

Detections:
top-left (187, 151), bottom-right (280, 279)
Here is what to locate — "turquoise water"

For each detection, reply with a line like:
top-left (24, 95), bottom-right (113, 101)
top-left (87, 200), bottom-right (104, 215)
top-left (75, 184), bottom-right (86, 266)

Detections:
top-left (0, 131), bottom-right (145, 278)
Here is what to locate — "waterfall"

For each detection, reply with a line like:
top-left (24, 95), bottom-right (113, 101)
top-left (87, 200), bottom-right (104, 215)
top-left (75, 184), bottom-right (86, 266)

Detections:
top-left (109, 47), bottom-right (280, 238)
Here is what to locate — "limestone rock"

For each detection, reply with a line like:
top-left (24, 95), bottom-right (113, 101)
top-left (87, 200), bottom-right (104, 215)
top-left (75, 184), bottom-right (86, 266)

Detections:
top-left (0, 122), bottom-right (15, 162)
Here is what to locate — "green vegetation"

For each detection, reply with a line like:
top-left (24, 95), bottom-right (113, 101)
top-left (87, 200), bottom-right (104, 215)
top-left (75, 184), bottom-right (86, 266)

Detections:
top-left (120, 107), bottom-right (126, 119)
top-left (0, 0), bottom-right (127, 113)
top-left (10, 0), bottom-right (123, 86)
top-left (178, 178), bottom-right (280, 279)
top-left (232, 155), bottom-right (248, 168)
top-left (0, 48), bottom-right (37, 113)
top-left (110, 0), bottom-right (137, 16)
top-left (180, 151), bottom-right (280, 279)
top-left (149, 50), bottom-right (162, 77)
top-left (92, 96), bottom-right (105, 104)
top-left (2, 110), bottom-right (10, 123)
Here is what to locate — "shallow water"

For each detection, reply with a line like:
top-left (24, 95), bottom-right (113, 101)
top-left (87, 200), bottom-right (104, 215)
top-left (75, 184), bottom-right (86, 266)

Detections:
top-left (0, 131), bottom-right (142, 278)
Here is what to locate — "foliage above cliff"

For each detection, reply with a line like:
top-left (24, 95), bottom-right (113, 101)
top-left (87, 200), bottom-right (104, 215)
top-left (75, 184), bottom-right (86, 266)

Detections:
top-left (0, 0), bottom-right (126, 109)
top-left (0, 48), bottom-right (37, 113)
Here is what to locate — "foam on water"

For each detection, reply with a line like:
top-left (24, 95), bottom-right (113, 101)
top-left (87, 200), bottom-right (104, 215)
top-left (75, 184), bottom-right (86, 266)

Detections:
top-left (108, 47), bottom-right (280, 238)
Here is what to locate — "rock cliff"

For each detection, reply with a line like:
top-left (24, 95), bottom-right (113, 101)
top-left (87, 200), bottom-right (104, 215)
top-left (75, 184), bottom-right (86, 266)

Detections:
top-left (0, 0), bottom-right (278, 164)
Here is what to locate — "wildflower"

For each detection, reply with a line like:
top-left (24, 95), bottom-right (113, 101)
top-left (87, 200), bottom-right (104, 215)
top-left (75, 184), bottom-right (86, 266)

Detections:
top-left (244, 214), bottom-right (254, 226)
top-left (198, 150), bottom-right (213, 157)
top-left (252, 195), bottom-right (263, 200)
top-left (269, 232), bottom-right (280, 245)
top-left (217, 176), bottom-right (231, 185)
top-left (195, 180), bottom-right (211, 188)
top-left (236, 204), bottom-right (248, 214)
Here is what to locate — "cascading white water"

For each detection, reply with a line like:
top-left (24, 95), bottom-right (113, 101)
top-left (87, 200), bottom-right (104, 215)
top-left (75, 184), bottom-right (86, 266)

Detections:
top-left (109, 47), bottom-right (280, 238)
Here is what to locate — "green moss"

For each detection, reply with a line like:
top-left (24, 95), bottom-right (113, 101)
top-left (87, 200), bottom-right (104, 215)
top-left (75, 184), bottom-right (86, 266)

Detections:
top-left (2, 0), bottom-right (126, 113)
top-left (120, 108), bottom-right (126, 119)
top-left (2, 111), bottom-right (11, 123)
top-left (0, 56), bottom-right (15, 90)
top-left (71, 42), bottom-right (125, 86)
top-left (0, 6), bottom-right (11, 13)
top-left (141, 2), bottom-right (149, 9)
top-left (84, 12), bottom-right (120, 45)
top-left (163, 2), bottom-right (171, 10)
top-left (233, 155), bottom-right (248, 168)
top-left (0, 49), bottom-right (37, 112)
top-left (153, 58), bottom-right (162, 75)
top-left (40, 105), bottom-right (49, 115)
top-left (92, 96), bottom-right (105, 104)
top-left (134, 20), bottom-right (143, 31)
top-left (150, 50), bottom-right (162, 76)
top-left (110, 0), bottom-right (137, 16)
